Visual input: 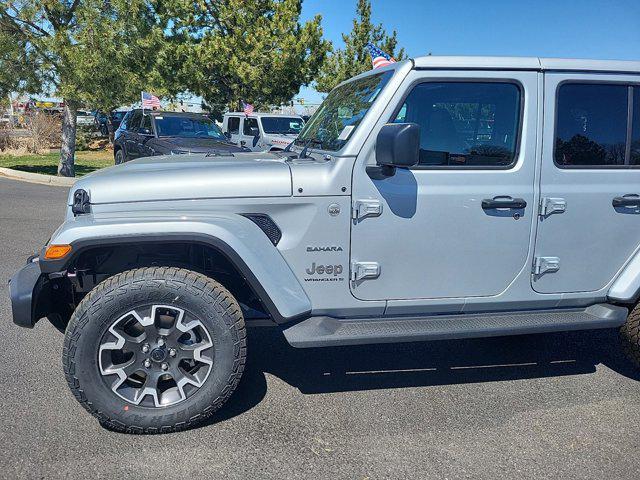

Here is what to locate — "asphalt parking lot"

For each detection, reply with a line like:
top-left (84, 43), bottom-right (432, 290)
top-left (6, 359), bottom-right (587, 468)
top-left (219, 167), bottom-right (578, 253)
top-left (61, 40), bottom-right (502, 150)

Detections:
top-left (1, 176), bottom-right (640, 479)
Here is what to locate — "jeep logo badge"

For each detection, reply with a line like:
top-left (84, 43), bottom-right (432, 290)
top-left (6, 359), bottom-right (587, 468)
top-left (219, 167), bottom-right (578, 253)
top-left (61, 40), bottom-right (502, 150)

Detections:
top-left (306, 263), bottom-right (343, 276)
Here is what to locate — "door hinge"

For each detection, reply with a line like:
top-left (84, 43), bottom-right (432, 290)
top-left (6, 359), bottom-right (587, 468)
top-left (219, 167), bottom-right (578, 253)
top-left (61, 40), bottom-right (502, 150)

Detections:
top-left (351, 261), bottom-right (380, 281)
top-left (539, 197), bottom-right (566, 217)
top-left (533, 256), bottom-right (560, 275)
top-left (352, 199), bottom-right (383, 220)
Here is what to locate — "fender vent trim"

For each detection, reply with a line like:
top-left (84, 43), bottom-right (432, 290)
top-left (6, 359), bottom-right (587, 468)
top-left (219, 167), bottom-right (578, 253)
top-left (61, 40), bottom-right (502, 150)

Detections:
top-left (241, 214), bottom-right (282, 246)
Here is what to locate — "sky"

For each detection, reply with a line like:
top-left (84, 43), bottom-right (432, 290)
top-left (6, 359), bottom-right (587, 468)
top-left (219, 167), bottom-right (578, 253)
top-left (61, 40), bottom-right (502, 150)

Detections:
top-left (298, 0), bottom-right (640, 105)
top-left (22, 1), bottom-right (640, 111)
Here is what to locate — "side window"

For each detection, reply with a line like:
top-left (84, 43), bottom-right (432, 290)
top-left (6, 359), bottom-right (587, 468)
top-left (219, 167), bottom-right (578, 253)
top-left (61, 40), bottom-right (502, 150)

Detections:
top-left (227, 116), bottom-right (240, 134)
top-left (127, 111), bottom-right (142, 132)
top-left (140, 114), bottom-right (152, 134)
top-left (243, 118), bottom-right (259, 135)
top-left (555, 84), bottom-right (629, 167)
top-left (632, 87), bottom-right (640, 165)
top-left (393, 82), bottom-right (521, 167)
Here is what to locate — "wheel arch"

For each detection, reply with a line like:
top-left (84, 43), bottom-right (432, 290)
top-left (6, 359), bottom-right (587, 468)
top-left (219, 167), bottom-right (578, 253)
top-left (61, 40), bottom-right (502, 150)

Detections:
top-left (41, 221), bottom-right (312, 324)
top-left (609, 248), bottom-right (640, 304)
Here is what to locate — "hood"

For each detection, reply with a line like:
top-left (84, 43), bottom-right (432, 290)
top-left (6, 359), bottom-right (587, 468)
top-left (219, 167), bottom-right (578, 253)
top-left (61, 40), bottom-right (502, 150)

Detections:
top-left (156, 136), bottom-right (243, 153)
top-left (71, 152), bottom-right (292, 205)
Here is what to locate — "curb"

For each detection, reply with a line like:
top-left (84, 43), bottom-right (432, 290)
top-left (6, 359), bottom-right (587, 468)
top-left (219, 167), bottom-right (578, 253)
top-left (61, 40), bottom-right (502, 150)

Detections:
top-left (0, 167), bottom-right (76, 187)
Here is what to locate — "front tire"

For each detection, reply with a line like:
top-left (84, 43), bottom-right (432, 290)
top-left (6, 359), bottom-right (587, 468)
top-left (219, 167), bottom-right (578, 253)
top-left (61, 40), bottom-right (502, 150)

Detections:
top-left (114, 149), bottom-right (124, 164)
top-left (63, 267), bottom-right (246, 433)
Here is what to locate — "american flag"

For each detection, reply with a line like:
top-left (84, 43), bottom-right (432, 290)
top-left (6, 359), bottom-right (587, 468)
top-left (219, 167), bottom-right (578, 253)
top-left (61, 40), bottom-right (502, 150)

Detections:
top-left (242, 101), bottom-right (254, 116)
top-left (366, 43), bottom-right (396, 69)
top-left (141, 91), bottom-right (161, 109)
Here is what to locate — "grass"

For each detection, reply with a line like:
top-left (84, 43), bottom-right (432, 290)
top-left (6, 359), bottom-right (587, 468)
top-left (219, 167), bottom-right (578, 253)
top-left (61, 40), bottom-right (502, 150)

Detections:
top-left (0, 150), bottom-right (113, 176)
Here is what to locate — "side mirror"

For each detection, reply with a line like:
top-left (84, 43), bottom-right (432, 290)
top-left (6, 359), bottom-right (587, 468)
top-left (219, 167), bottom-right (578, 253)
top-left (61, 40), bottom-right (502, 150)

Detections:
top-left (374, 123), bottom-right (420, 176)
top-left (224, 132), bottom-right (231, 140)
top-left (139, 128), bottom-right (153, 136)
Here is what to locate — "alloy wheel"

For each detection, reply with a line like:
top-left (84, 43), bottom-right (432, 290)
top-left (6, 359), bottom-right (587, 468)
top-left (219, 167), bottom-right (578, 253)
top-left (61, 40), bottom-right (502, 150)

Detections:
top-left (98, 305), bottom-right (214, 408)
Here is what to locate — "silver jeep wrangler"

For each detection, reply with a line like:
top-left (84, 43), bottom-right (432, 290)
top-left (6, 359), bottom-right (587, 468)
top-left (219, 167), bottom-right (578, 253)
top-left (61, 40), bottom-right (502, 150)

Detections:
top-left (10, 56), bottom-right (640, 433)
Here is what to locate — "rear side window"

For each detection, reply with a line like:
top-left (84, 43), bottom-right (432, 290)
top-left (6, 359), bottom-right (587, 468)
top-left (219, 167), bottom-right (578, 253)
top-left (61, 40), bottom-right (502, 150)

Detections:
top-left (632, 87), bottom-right (640, 165)
top-left (555, 84), bottom-right (629, 167)
top-left (393, 82), bottom-right (521, 168)
top-left (227, 117), bottom-right (240, 134)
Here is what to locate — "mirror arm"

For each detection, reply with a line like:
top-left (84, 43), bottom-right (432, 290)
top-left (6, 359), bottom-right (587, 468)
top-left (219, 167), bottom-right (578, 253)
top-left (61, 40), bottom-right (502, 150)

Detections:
top-left (366, 164), bottom-right (396, 180)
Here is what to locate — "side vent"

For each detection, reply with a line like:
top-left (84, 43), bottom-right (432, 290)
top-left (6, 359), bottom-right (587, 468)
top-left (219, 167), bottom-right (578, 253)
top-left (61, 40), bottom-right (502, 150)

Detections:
top-left (72, 189), bottom-right (91, 216)
top-left (241, 214), bottom-right (282, 246)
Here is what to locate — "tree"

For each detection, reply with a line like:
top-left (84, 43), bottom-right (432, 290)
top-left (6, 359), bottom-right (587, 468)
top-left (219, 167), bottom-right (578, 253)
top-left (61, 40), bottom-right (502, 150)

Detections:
top-left (315, 0), bottom-right (406, 93)
top-left (160, 0), bottom-right (330, 117)
top-left (0, 29), bottom-right (40, 99)
top-left (0, 1), bottom-right (165, 176)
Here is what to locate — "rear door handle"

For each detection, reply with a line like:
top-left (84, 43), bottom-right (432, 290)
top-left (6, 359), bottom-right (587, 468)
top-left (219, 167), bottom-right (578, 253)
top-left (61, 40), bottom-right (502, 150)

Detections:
top-left (481, 196), bottom-right (527, 210)
top-left (612, 195), bottom-right (640, 208)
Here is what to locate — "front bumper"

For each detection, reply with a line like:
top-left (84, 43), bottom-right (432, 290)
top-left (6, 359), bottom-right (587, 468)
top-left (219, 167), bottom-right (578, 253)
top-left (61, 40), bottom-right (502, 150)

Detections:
top-left (9, 258), bottom-right (51, 328)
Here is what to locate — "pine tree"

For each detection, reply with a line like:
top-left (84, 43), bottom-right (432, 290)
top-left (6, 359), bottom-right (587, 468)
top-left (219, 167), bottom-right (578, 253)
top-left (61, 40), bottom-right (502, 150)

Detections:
top-left (0, 0), bottom-right (165, 176)
top-left (315, 0), bottom-right (406, 93)
top-left (160, 0), bottom-right (330, 116)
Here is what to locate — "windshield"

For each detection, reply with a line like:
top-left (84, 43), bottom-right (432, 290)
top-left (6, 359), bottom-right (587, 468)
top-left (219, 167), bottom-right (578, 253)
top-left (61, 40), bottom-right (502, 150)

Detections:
top-left (154, 115), bottom-right (227, 140)
top-left (260, 116), bottom-right (304, 134)
top-left (295, 70), bottom-right (394, 151)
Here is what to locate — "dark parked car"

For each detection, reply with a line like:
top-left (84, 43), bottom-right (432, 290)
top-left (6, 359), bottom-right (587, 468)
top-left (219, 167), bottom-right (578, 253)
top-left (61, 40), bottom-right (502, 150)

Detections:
top-left (95, 110), bottom-right (128, 136)
top-left (113, 110), bottom-right (244, 163)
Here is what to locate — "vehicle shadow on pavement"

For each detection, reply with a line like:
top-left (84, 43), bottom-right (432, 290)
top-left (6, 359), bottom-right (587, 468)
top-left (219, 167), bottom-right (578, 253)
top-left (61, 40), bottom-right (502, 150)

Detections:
top-left (204, 327), bottom-right (640, 427)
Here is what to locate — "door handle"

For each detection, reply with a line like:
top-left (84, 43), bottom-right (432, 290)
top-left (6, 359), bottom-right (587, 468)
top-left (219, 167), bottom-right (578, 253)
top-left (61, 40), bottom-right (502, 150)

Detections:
top-left (240, 140), bottom-right (247, 146)
top-left (481, 196), bottom-right (527, 210)
top-left (612, 195), bottom-right (640, 208)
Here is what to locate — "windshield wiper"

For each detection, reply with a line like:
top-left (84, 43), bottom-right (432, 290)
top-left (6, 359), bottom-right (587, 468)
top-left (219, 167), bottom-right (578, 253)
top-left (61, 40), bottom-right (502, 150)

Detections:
top-left (298, 138), bottom-right (322, 159)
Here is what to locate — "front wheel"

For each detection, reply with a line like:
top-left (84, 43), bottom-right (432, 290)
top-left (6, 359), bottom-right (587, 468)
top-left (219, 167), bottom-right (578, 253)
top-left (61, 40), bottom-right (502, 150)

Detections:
top-left (63, 267), bottom-right (246, 433)
top-left (114, 149), bottom-right (124, 164)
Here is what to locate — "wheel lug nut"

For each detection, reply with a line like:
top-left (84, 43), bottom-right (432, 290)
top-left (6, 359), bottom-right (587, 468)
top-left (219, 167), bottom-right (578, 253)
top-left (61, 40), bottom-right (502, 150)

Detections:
top-left (161, 362), bottom-right (169, 370)
top-left (141, 344), bottom-right (150, 353)
top-left (157, 338), bottom-right (165, 347)
top-left (143, 359), bottom-right (151, 368)
top-left (169, 348), bottom-right (177, 357)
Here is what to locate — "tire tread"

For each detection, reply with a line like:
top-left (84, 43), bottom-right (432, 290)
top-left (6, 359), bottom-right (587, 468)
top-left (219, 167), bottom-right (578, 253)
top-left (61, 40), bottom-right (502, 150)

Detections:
top-left (62, 267), bottom-right (246, 434)
top-left (620, 302), bottom-right (640, 369)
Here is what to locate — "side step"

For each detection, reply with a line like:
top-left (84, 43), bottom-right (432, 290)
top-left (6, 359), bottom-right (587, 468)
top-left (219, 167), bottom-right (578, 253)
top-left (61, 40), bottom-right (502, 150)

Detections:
top-left (283, 304), bottom-right (628, 348)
